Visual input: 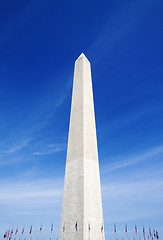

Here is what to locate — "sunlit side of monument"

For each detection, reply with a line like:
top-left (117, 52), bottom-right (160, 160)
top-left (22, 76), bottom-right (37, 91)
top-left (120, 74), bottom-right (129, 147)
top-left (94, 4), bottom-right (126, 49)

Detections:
top-left (59, 53), bottom-right (105, 240)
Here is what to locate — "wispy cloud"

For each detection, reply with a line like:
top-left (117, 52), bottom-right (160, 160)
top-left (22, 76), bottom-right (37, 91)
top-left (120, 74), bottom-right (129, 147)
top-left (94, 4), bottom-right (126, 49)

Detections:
top-left (0, 179), bottom-right (63, 205)
top-left (102, 103), bottom-right (162, 134)
top-left (88, 1), bottom-right (138, 63)
top-left (102, 178), bottom-right (163, 203)
top-left (0, 139), bottom-right (32, 154)
top-left (102, 146), bottom-right (163, 173)
top-left (0, 157), bottom-right (22, 167)
top-left (0, 178), bottom-right (63, 234)
top-left (32, 144), bottom-right (65, 156)
top-left (31, 95), bottom-right (67, 134)
top-left (50, 96), bottom-right (66, 114)
top-left (102, 172), bottom-right (163, 224)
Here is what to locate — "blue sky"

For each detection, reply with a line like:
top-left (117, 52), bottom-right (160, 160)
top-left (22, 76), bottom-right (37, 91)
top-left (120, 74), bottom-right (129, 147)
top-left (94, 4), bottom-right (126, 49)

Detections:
top-left (0, 0), bottom-right (163, 239)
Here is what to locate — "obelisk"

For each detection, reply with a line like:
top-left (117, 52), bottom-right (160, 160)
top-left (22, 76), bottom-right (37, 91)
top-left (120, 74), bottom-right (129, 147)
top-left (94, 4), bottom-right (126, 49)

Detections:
top-left (59, 53), bottom-right (105, 240)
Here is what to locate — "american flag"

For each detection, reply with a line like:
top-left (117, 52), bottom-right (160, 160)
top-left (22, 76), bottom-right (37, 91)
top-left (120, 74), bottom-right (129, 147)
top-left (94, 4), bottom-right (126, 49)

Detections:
top-left (4, 232), bottom-right (7, 238)
top-left (51, 223), bottom-right (53, 232)
top-left (156, 231), bottom-right (159, 239)
top-left (114, 224), bottom-right (116, 233)
top-left (149, 228), bottom-right (151, 236)
top-left (135, 225), bottom-right (137, 234)
top-left (88, 223), bottom-right (90, 231)
top-left (29, 225), bottom-right (32, 234)
top-left (10, 229), bottom-right (13, 239)
top-left (154, 230), bottom-right (156, 237)
top-left (63, 224), bottom-right (65, 232)
top-left (75, 222), bottom-right (77, 232)
top-left (22, 227), bottom-right (25, 234)
top-left (40, 224), bottom-right (42, 231)
top-left (15, 227), bottom-right (18, 235)
top-left (7, 231), bottom-right (10, 238)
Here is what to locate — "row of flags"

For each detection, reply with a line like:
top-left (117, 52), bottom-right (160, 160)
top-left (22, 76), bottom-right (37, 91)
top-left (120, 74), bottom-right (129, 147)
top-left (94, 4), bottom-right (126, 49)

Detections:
top-left (63, 222), bottom-right (103, 233)
top-left (114, 224), bottom-right (159, 239)
top-left (4, 224), bottom-right (54, 239)
top-left (3, 224), bottom-right (159, 239)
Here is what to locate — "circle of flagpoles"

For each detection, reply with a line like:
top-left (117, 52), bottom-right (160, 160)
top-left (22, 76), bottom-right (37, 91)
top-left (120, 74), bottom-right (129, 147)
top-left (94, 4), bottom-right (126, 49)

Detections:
top-left (2, 223), bottom-right (160, 240)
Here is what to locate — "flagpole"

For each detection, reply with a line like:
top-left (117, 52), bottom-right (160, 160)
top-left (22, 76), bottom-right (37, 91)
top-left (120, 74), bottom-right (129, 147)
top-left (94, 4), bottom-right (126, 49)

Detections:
top-left (29, 225), bottom-right (32, 240)
top-left (125, 225), bottom-right (128, 240)
top-left (114, 224), bottom-right (116, 240)
top-left (63, 223), bottom-right (65, 240)
top-left (75, 222), bottom-right (77, 238)
top-left (88, 223), bottom-right (90, 240)
top-left (135, 226), bottom-right (138, 240)
top-left (40, 231), bottom-right (42, 240)
top-left (40, 224), bottom-right (42, 240)
top-left (100, 224), bottom-right (104, 240)
top-left (102, 227), bottom-right (104, 240)
top-left (50, 223), bottom-right (54, 240)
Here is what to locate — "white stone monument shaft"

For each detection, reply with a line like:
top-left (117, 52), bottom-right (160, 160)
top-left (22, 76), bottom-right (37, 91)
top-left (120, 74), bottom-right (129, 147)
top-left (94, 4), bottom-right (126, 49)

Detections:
top-left (59, 53), bottom-right (105, 240)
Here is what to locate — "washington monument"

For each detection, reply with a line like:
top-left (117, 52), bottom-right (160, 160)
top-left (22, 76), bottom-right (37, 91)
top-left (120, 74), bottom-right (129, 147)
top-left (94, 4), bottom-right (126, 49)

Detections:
top-left (59, 53), bottom-right (105, 240)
